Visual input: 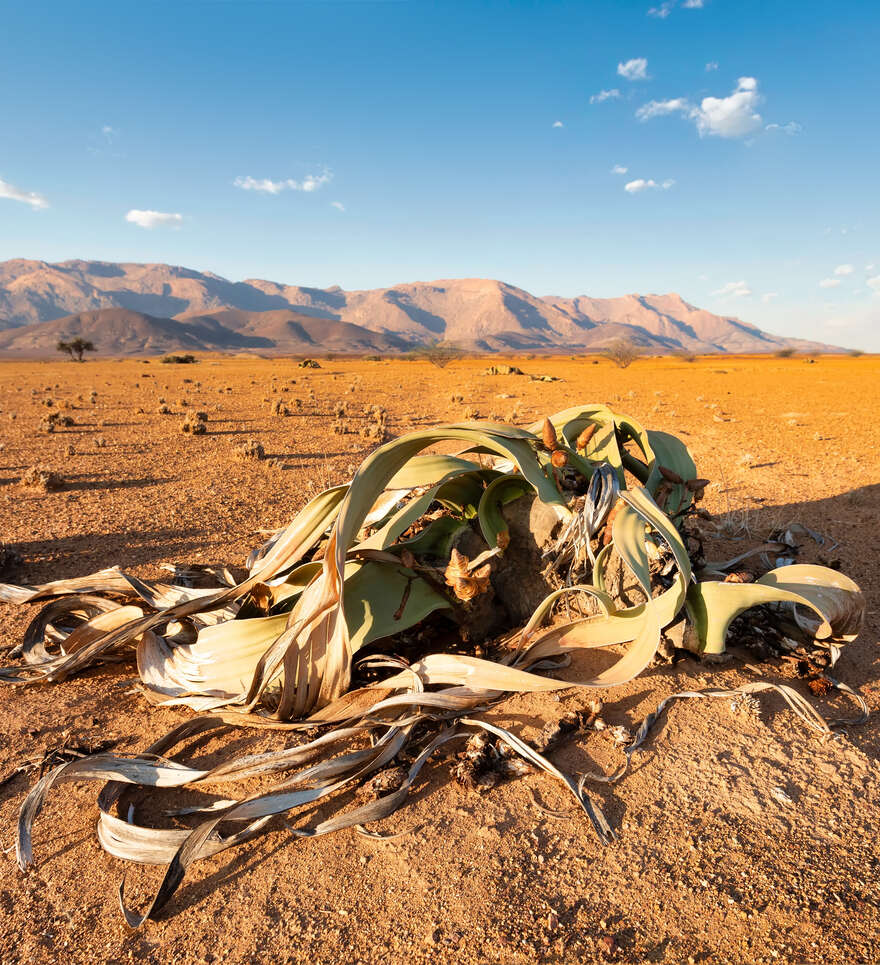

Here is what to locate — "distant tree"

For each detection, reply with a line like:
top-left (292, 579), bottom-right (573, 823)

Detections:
top-left (405, 340), bottom-right (465, 368)
top-left (56, 337), bottom-right (96, 362)
top-left (604, 338), bottom-right (640, 369)
top-left (848, 348), bottom-right (864, 357)
top-left (775, 347), bottom-right (795, 358)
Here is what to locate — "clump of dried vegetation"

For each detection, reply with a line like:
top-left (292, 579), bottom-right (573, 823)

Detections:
top-left (233, 438), bottom-right (265, 460)
top-left (160, 354), bottom-right (198, 364)
top-left (181, 412), bottom-right (207, 435)
top-left (604, 338), bottom-right (641, 368)
top-left (39, 411), bottom-right (76, 432)
top-left (19, 466), bottom-right (65, 491)
top-left (0, 403), bottom-right (867, 928)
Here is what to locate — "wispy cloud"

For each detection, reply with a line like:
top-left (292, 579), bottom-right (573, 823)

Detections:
top-left (637, 77), bottom-right (763, 139)
top-left (762, 292), bottom-right (779, 303)
top-left (705, 61), bottom-right (719, 72)
top-left (330, 201), bottom-right (345, 212)
top-left (0, 177), bottom-right (49, 210)
top-left (765, 121), bottom-right (802, 135)
top-left (611, 164), bottom-right (628, 175)
top-left (589, 88), bottom-right (620, 104)
top-left (636, 97), bottom-right (690, 120)
top-left (834, 264), bottom-right (854, 276)
top-left (819, 278), bottom-right (841, 288)
top-left (125, 209), bottom-right (184, 229)
top-left (617, 58), bottom-right (648, 81)
top-left (101, 125), bottom-right (118, 141)
top-left (233, 170), bottom-right (333, 194)
top-left (552, 120), bottom-right (564, 128)
top-left (624, 177), bottom-right (675, 193)
top-left (867, 276), bottom-right (880, 293)
top-left (712, 280), bottom-right (752, 298)
top-left (648, 1), bottom-right (703, 18)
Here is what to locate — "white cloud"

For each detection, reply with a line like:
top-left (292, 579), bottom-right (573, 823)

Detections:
top-left (705, 61), bottom-right (719, 71)
top-left (330, 201), bottom-right (345, 211)
top-left (0, 177), bottom-right (49, 210)
top-left (552, 120), bottom-right (564, 128)
top-left (617, 58), bottom-right (648, 81)
top-left (636, 97), bottom-right (691, 120)
top-left (636, 77), bottom-right (763, 138)
top-left (648, 2), bottom-right (674, 17)
top-left (101, 125), bottom-right (118, 141)
top-left (867, 264), bottom-right (876, 272)
top-left (711, 280), bottom-right (752, 298)
top-left (819, 278), bottom-right (841, 288)
top-left (233, 170), bottom-right (332, 194)
top-left (624, 178), bottom-right (675, 193)
top-left (611, 164), bottom-right (628, 174)
top-left (694, 77), bottom-right (762, 137)
top-left (762, 292), bottom-right (779, 303)
top-left (834, 264), bottom-right (854, 276)
top-left (867, 276), bottom-right (880, 293)
top-left (590, 88), bottom-right (620, 104)
top-left (683, 0), bottom-right (704, 7)
top-left (125, 209), bottom-right (184, 229)
top-left (765, 121), bottom-right (802, 135)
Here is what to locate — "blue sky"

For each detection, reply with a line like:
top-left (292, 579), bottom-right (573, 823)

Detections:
top-left (1, 0), bottom-right (878, 348)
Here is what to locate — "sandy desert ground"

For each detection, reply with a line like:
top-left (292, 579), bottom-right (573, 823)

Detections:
top-left (0, 353), bottom-right (878, 965)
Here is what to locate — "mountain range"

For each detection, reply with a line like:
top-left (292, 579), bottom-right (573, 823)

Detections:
top-left (0, 259), bottom-right (841, 356)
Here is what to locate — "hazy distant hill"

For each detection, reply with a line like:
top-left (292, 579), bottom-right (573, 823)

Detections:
top-left (0, 259), bottom-right (841, 355)
top-left (0, 307), bottom-right (410, 356)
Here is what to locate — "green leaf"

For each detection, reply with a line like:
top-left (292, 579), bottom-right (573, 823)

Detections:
top-left (686, 564), bottom-right (864, 654)
top-left (342, 561), bottom-right (451, 649)
top-left (477, 473), bottom-right (534, 548)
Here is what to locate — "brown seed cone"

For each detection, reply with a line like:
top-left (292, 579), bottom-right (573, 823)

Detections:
top-left (724, 569), bottom-right (754, 584)
top-left (806, 676), bottom-right (833, 697)
top-left (576, 423), bottom-right (598, 450)
top-left (658, 465), bottom-right (684, 485)
top-left (601, 498), bottom-right (624, 545)
top-left (542, 417), bottom-right (558, 451)
top-left (686, 477), bottom-right (711, 492)
top-left (444, 548), bottom-right (492, 602)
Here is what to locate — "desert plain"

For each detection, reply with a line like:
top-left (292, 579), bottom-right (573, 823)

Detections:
top-left (0, 352), bottom-right (878, 965)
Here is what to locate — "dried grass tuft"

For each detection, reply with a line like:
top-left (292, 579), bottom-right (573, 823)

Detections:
top-left (20, 466), bottom-right (65, 491)
top-left (181, 413), bottom-right (207, 435)
top-left (234, 438), bottom-right (265, 460)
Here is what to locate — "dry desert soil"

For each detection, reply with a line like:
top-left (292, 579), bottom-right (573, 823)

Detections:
top-left (0, 353), bottom-right (878, 965)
